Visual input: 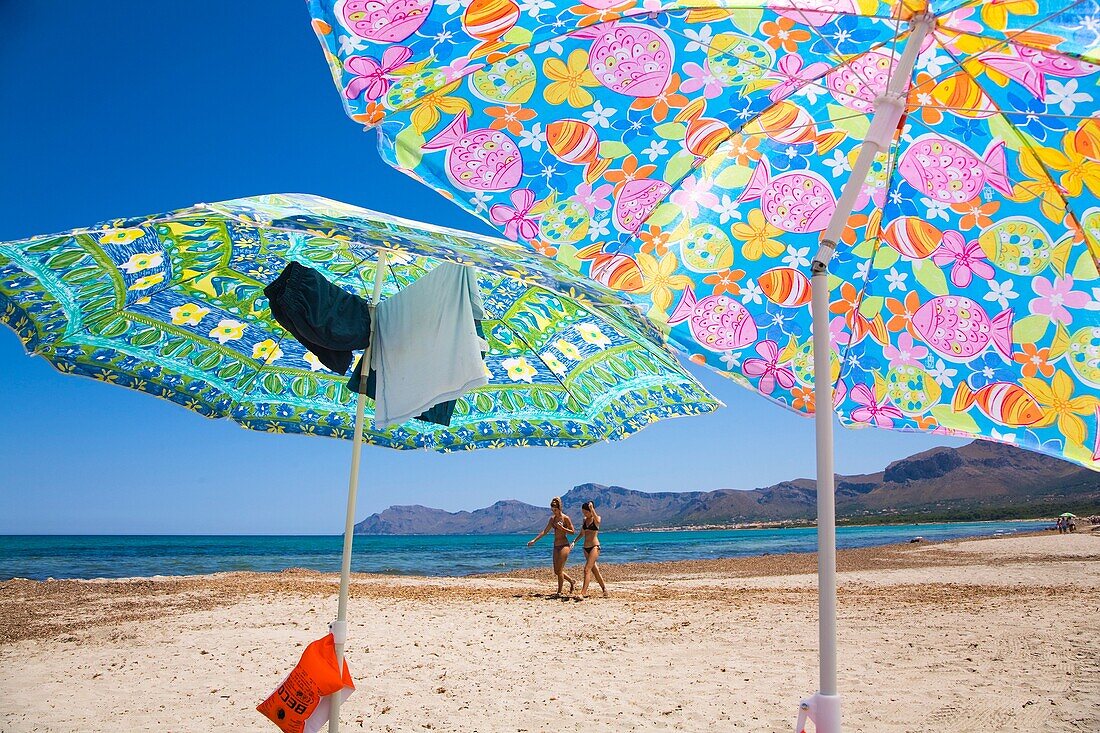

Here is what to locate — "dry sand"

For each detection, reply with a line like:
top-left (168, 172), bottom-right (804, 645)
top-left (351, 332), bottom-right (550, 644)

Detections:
top-left (0, 532), bottom-right (1097, 732)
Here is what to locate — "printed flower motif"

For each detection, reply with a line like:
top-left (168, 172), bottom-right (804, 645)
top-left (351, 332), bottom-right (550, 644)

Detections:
top-left (570, 181), bottom-right (614, 215)
top-left (1046, 79), bottom-right (1093, 116)
top-left (350, 100), bottom-right (385, 126)
top-left (100, 228), bottom-right (146, 245)
top-left (169, 303), bottom-right (210, 327)
top-left (303, 352), bottom-right (326, 372)
top-left (1022, 370), bottom-right (1099, 446)
top-left (541, 352), bottom-right (567, 375)
top-left (849, 383), bottom-right (903, 427)
top-left (967, 351), bottom-right (1016, 389)
top-left (555, 339), bottom-right (583, 361)
top-left (606, 155), bottom-right (657, 194)
top-left (920, 196), bottom-right (950, 222)
top-left (252, 339), bottom-right (284, 363)
top-left (574, 323), bottom-right (611, 348)
top-left (1012, 146), bottom-right (1070, 223)
top-left (766, 53), bottom-right (830, 103)
top-left (743, 340), bottom-right (796, 396)
top-left (1030, 275), bottom-right (1090, 325)
top-left (782, 246), bottom-right (810, 269)
top-left (119, 252), bottom-right (163, 274)
top-left (410, 80), bottom-right (472, 133)
top-left (581, 100), bottom-right (617, 128)
top-left (714, 194), bottom-right (742, 225)
top-left (931, 231), bottom-right (995, 287)
top-left (128, 273), bottom-right (164, 291)
top-left (629, 72), bottom-right (689, 122)
top-left (209, 319), bottom-right (246, 344)
top-left (639, 226), bottom-right (671, 256)
top-left (740, 278), bottom-right (764, 305)
top-left (792, 385), bottom-right (815, 412)
top-left (731, 210), bottom-right (784, 260)
top-left (486, 104), bottom-right (536, 135)
top-left (703, 268), bottom-right (746, 296)
top-left (1035, 132), bottom-right (1100, 198)
top-left (882, 332), bottom-right (928, 369)
top-left (489, 188), bottom-right (540, 241)
top-left (635, 252), bottom-right (692, 312)
top-left (680, 61), bottom-right (723, 99)
top-left (1013, 343), bottom-right (1055, 379)
top-left (761, 17), bottom-right (810, 53)
top-left (642, 139), bottom-right (668, 161)
top-left (519, 122), bottom-right (546, 151)
top-left (502, 356), bottom-right (538, 382)
top-left (670, 175), bottom-right (718, 219)
top-left (984, 279), bottom-right (1019, 310)
top-left (885, 290), bottom-right (922, 335)
top-left (951, 199), bottom-right (1000, 230)
top-left (544, 50), bottom-right (600, 107)
top-left (928, 359), bottom-right (957, 388)
top-left (343, 46), bottom-right (412, 101)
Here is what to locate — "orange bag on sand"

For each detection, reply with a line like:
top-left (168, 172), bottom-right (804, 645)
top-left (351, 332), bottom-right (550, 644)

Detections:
top-left (257, 633), bottom-right (355, 733)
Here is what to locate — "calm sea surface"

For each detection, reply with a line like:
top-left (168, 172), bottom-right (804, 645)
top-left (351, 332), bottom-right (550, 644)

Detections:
top-left (0, 521), bottom-right (1048, 581)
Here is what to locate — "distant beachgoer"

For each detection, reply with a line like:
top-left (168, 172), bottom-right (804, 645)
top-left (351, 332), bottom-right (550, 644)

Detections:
top-left (1057, 517), bottom-right (1065, 534)
top-left (1069, 517), bottom-right (1077, 533)
top-left (527, 496), bottom-right (576, 596)
top-left (571, 501), bottom-right (607, 599)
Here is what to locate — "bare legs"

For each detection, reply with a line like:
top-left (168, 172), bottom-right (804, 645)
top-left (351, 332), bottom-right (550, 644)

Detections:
top-left (579, 546), bottom-right (607, 598)
top-left (553, 545), bottom-right (575, 596)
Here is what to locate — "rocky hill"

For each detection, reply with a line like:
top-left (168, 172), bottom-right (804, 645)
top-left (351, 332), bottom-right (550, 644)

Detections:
top-left (354, 441), bottom-right (1099, 534)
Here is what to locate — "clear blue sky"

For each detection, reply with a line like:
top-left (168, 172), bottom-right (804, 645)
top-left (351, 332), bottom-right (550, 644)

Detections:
top-left (0, 2), bottom-right (964, 534)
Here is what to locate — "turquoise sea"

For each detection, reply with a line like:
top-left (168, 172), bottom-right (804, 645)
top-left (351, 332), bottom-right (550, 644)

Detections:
top-left (0, 520), bottom-right (1049, 581)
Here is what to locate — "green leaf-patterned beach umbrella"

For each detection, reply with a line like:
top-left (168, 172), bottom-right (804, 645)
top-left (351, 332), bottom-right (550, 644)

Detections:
top-left (0, 193), bottom-right (719, 449)
top-left (0, 193), bottom-right (720, 729)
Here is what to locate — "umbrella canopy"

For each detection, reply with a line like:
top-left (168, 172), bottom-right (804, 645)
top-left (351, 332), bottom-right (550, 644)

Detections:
top-left (0, 193), bottom-right (720, 450)
top-left (306, 0), bottom-right (1100, 469)
top-left (1060, 512), bottom-right (1077, 517)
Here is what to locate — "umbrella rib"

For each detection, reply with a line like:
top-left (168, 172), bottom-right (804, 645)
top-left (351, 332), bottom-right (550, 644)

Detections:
top-left (911, 105), bottom-right (1099, 121)
top-left (930, 26), bottom-right (1100, 67)
top-left (909, 0), bottom-right (1089, 97)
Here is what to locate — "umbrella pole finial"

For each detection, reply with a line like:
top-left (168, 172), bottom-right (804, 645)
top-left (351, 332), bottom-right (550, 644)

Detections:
top-left (804, 13), bottom-right (934, 733)
top-left (329, 250), bottom-right (390, 733)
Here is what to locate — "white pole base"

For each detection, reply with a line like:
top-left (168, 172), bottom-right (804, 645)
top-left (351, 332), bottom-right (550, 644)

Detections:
top-left (795, 693), bottom-right (841, 733)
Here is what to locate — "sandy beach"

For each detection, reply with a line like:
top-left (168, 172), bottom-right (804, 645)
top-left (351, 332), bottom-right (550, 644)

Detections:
top-left (1, 531), bottom-right (1097, 732)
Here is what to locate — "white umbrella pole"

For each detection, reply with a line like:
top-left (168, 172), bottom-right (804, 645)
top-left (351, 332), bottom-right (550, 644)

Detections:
top-left (329, 250), bottom-right (389, 733)
top-left (799, 14), bottom-right (932, 733)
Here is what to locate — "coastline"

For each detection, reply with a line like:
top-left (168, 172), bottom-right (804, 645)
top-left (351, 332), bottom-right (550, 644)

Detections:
top-left (2, 532), bottom-right (1096, 732)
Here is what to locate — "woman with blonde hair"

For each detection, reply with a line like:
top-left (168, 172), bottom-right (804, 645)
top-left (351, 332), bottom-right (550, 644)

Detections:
top-left (527, 496), bottom-right (576, 596)
top-left (570, 501), bottom-right (607, 599)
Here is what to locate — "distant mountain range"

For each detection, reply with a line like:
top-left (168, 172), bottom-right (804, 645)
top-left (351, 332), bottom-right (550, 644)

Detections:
top-left (353, 441), bottom-right (1100, 534)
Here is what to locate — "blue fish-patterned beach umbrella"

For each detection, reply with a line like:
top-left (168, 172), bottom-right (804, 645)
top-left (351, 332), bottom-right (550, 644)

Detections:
top-left (304, 0), bottom-right (1100, 727)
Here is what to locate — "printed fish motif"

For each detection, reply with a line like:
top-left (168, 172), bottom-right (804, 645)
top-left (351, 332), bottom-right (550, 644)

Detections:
top-left (747, 101), bottom-right (845, 153)
top-left (911, 295), bottom-right (1014, 362)
top-left (982, 46), bottom-right (1097, 100)
top-left (577, 22), bottom-right (674, 98)
top-left (898, 135), bottom-right (1013, 205)
top-left (337, 0), bottom-right (433, 43)
top-left (422, 111), bottom-right (523, 192)
top-left (737, 158), bottom-right (837, 234)
top-left (469, 52), bottom-right (537, 104)
top-left (759, 267), bottom-right (812, 308)
top-left (669, 286), bottom-right (758, 352)
top-left (615, 178), bottom-right (672, 233)
top-left (827, 50), bottom-right (896, 114)
top-left (882, 217), bottom-right (943, 260)
top-left (931, 73), bottom-right (997, 119)
top-left (675, 99), bottom-right (730, 159)
top-left (546, 119), bottom-right (611, 183)
top-left (462, 0), bottom-right (521, 60)
top-left (952, 381), bottom-right (1043, 427)
top-left (577, 243), bottom-right (643, 292)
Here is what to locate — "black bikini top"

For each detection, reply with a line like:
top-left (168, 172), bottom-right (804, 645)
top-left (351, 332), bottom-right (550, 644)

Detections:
top-left (583, 518), bottom-right (600, 531)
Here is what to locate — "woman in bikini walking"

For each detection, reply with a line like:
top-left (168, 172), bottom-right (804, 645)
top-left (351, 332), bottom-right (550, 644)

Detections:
top-left (527, 496), bottom-right (576, 597)
top-left (570, 501), bottom-right (607, 599)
